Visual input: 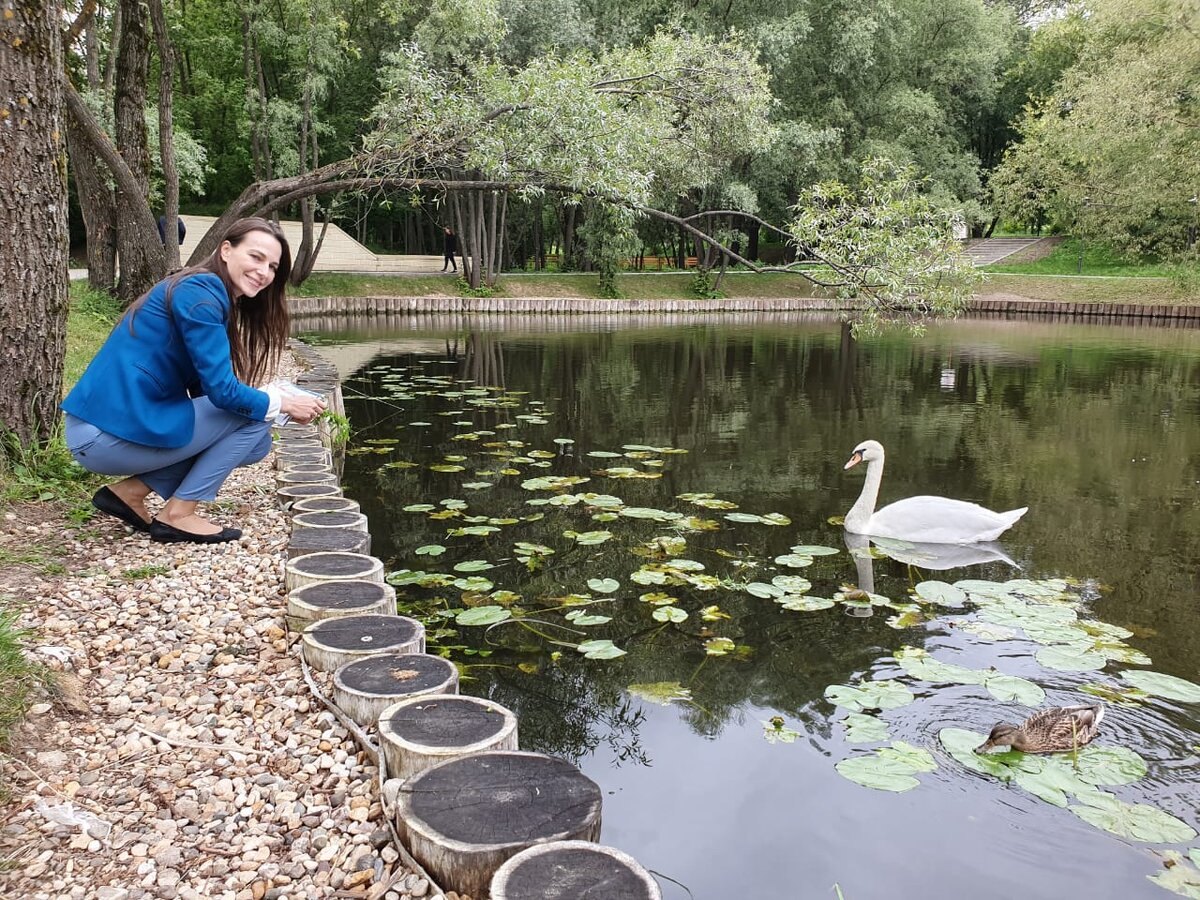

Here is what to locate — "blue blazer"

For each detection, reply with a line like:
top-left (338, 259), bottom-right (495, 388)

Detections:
top-left (63, 273), bottom-right (269, 449)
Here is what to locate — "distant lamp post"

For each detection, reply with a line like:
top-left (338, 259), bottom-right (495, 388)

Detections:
top-left (1078, 196), bottom-right (1092, 274)
top-left (1189, 195), bottom-right (1198, 251)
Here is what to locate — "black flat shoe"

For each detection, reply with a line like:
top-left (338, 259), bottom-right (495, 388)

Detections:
top-left (149, 518), bottom-right (242, 544)
top-left (92, 486), bottom-right (151, 532)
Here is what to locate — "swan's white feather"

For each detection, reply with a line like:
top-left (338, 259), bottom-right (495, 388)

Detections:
top-left (867, 496), bottom-right (1028, 544)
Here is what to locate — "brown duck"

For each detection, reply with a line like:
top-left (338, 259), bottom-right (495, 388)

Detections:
top-left (975, 704), bottom-right (1105, 754)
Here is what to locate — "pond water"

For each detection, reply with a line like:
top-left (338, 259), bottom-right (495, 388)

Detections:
top-left (298, 312), bottom-right (1200, 900)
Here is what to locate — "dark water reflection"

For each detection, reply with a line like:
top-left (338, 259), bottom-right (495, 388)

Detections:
top-left (299, 313), bottom-right (1200, 900)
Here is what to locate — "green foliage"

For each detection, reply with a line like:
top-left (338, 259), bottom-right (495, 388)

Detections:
top-left (456, 277), bottom-right (495, 298)
top-left (0, 603), bottom-right (51, 748)
top-left (689, 270), bottom-right (721, 300)
top-left (576, 202), bottom-right (639, 298)
top-left (318, 410), bottom-right (352, 447)
top-left (788, 158), bottom-right (982, 333)
top-left (991, 0), bottom-right (1200, 257)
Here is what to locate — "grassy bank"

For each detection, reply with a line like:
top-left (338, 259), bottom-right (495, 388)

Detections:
top-left (983, 238), bottom-right (1194, 279)
top-left (0, 283), bottom-right (119, 750)
top-left (295, 267), bottom-right (1198, 305)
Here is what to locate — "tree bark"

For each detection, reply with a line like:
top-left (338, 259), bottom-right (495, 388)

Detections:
top-left (0, 0), bottom-right (69, 447)
top-left (113, 0), bottom-right (161, 302)
top-left (66, 114), bottom-right (118, 291)
top-left (148, 0), bottom-right (181, 270)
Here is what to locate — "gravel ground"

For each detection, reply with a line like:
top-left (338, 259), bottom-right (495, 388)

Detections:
top-left (0, 372), bottom-right (448, 900)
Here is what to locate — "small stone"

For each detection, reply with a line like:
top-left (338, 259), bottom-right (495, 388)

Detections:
top-left (343, 868), bottom-right (374, 889)
top-left (411, 878), bottom-right (428, 898)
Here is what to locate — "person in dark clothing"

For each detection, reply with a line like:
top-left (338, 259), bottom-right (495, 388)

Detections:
top-left (158, 214), bottom-right (187, 246)
top-left (442, 227), bottom-right (457, 273)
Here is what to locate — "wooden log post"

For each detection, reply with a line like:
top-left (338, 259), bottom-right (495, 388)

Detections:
top-left (276, 448), bottom-right (333, 470)
top-left (287, 579), bottom-right (396, 627)
top-left (286, 528), bottom-right (371, 559)
top-left (285, 552), bottom-right (383, 591)
top-left (378, 694), bottom-right (517, 781)
top-left (394, 752), bottom-right (603, 899)
top-left (291, 510), bottom-right (369, 534)
top-left (301, 614), bottom-right (425, 672)
top-left (291, 496), bottom-right (361, 515)
top-left (332, 653), bottom-right (458, 727)
top-left (276, 470), bottom-right (340, 488)
top-left (490, 841), bottom-right (661, 900)
top-left (277, 483), bottom-right (343, 509)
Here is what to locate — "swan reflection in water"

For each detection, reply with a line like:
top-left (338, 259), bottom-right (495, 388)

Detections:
top-left (842, 532), bottom-right (1019, 616)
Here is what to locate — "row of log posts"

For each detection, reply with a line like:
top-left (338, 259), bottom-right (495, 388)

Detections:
top-left (273, 341), bottom-right (662, 899)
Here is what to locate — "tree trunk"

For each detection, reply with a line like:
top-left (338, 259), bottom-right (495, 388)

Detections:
top-left (113, 0), bottom-right (162, 302)
top-left (0, 0), bottom-right (69, 447)
top-left (747, 222), bottom-right (759, 261)
top-left (148, 0), bottom-right (181, 271)
top-left (66, 115), bottom-right (118, 291)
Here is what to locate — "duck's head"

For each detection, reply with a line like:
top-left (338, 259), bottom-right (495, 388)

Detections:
top-left (844, 440), bottom-right (885, 470)
top-left (975, 722), bottom-right (1020, 753)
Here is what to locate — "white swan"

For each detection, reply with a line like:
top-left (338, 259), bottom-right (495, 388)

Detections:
top-left (843, 440), bottom-right (1027, 544)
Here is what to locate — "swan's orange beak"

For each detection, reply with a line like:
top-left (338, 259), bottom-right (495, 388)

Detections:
top-left (844, 451), bottom-right (863, 470)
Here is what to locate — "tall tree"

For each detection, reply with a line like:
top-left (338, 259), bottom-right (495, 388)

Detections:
top-left (0, 0), bottom-right (69, 447)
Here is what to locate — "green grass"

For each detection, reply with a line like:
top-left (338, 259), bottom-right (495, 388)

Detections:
top-left (293, 270), bottom-right (822, 300)
top-left (0, 601), bottom-right (52, 750)
top-left (64, 283), bottom-right (122, 388)
top-left (983, 238), bottom-right (1187, 278)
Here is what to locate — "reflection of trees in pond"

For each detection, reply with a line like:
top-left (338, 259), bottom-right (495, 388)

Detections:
top-left (334, 322), bottom-right (1200, 727)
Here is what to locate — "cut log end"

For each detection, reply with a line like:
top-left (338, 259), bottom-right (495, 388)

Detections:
top-left (395, 751), bottom-right (602, 899)
top-left (287, 579), bottom-right (396, 624)
top-left (379, 694), bottom-right (518, 781)
top-left (332, 653), bottom-right (458, 727)
top-left (491, 842), bottom-right (661, 900)
top-left (285, 552), bottom-right (383, 591)
top-left (286, 528), bottom-right (371, 559)
top-left (301, 614), bottom-right (424, 672)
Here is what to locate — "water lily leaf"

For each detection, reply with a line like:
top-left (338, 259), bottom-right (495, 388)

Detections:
top-left (592, 512), bottom-right (619, 522)
top-left (386, 569), bottom-right (427, 586)
top-left (578, 493), bottom-right (624, 509)
top-left (455, 606), bottom-right (512, 626)
top-left (834, 754), bottom-right (921, 793)
top-left (462, 482), bottom-right (494, 490)
top-left (403, 504), bottom-right (436, 513)
top-left (1079, 682), bottom-right (1148, 706)
top-left (620, 507), bottom-right (682, 522)
top-left (843, 712), bottom-right (890, 744)
top-left (789, 545), bottom-right (840, 556)
top-left (952, 620), bottom-right (1019, 642)
top-left (725, 512), bottom-right (765, 523)
top-left (939, 727), bottom-right (1024, 779)
top-left (1065, 745), bottom-right (1148, 786)
top-left (1121, 670), bottom-right (1200, 703)
top-left (652, 606), bottom-right (688, 623)
top-left (1036, 645), bottom-right (1108, 672)
top-left (745, 582), bottom-right (783, 599)
top-left (825, 680), bottom-right (914, 712)
top-left (886, 610), bottom-right (925, 629)
top-left (1070, 794), bottom-right (1197, 843)
top-left (586, 578), bottom-right (619, 594)
top-left (573, 530), bottom-right (613, 546)
top-left (587, 450), bottom-right (622, 458)
top-left (449, 525), bottom-right (501, 537)
top-left (700, 605), bottom-right (731, 620)
top-left (691, 498), bottom-right (738, 510)
top-left (760, 513), bottom-right (791, 526)
top-left (577, 639), bottom-right (626, 660)
top-left (553, 438), bottom-right (574, 445)
top-left (639, 592), bottom-right (677, 605)
top-left (564, 610), bottom-right (612, 626)
top-left (774, 554), bottom-right (815, 568)
top-left (453, 576), bottom-right (495, 592)
top-left (429, 464), bottom-right (465, 473)
top-left (704, 637), bottom-right (736, 656)
top-left (763, 722), bottom-right (801, 744)
top-left (415, 544), bottom-right (446, 557)
top-left (489, 590), bottom-right (522, 605)
top-left (676, 516), bottom-right (721, 531)
top-left (1012, 757), bottom-right (1095, 808)
top-left (1148, 851), bottom-right (1200, 899)
top-left (453, 560), bottom-right (495, 572)
top-left (665, 558), bottom-right (705, 571)
top-left (773, 577), bottom-right (813, 594)
top-left (894, 647), bottom-right (987, 685)
top-left (631, 569), bottom-right (667, 585)
top-left (984, 674), bottom-right (1046, 706)
top-left (915, 581), bottom-right (968, 608)
top-left (778, 595), bottom-right (835, 612)
top-left (1191, 849), bottom-right (1200, 868)
top-left (627, 681), bottom-right (691, 706)
top-left (879, 741), bottom-right (938, 773)
top-left (1094, 643), bottom-right (1153, 665)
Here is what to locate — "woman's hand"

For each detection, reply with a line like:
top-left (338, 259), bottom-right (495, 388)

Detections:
top-left (280, 392), bottom-right (327, 425)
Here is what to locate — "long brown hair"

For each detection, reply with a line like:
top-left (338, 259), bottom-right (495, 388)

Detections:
top-left (124, 217), bottom-right (292, 386)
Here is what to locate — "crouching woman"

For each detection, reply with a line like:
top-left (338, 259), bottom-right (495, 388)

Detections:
top-left (62, 217), bottom-right (326, 544)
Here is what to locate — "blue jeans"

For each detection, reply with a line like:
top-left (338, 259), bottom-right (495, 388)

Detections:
top-left (65, 398), bottom-right (273, 502)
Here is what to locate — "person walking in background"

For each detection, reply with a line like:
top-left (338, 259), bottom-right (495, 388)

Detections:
top-left (442, 226), bottom-right (458, 273)
top-left (157, 214), bottom-right (186, 246)
top-left (62, 217), bottom-right (326, 544)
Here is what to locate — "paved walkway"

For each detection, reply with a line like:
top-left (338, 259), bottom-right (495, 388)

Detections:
top-left (965, 237), bottom-right (1048, 266)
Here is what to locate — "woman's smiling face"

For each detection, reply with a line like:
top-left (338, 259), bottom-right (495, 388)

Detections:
top-left (220, 229), bottom-right (282, 299)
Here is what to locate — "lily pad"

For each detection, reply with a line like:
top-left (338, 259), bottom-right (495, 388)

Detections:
top-left (834, 743), bottom-right (934, 793)
top-left (894, 647), bottom-right (986, 685)
top-left (1035, 645), bottom-right (1108, 672)
top-left (1148, 851), bottom-right (1200, 898)
top-left (1070, 792), bottom-right (1197, 843)
top-left (1074, 746), bottom-right (1149, 786)
top-left (415, 544), bottom-right (446, 557)
top-left (778, 595), bottom-right (836, 612)
top-left (789, 545), bottom-right (840, 556)
top-left (403, 504), bottom-right (436, 513)
top-left (745, 582), bottom-right (784, 599)
top-left (774, 554), bottom-right (815, 568)
top-left (455, 606), bottom-right (512, 626)
top-left (652, 606), bottom-right (688, 624)
top-left (843, 712), bottom-right (890, 744)
top-left (1079, 682), bottom-right (1149, 706)
top-left (453, 576), bottom-right (495, 592)
top-left (915, 581), bottom-right (968, 608)
top-left (453, 560), bottom-right (495, 572)
top-left (572, 530), bottom-right (614, 546)
top-left (586, 578), bottom-right (620, 594)
top-left (564, 610), bottom-right (612, 626)
top-left (627, 681), bottom-right (691, 706)
top-left (704, 637), bottom-right (736, 656)
top-left (983, 674), bottom-right (1046, 706)
top-left (824, 679), bottom-right (914, 712)
top-left (879, 741), bottom-right (937, 773)
top-left (577, 639), bottom-right (626, 660)
top-left (1121, 670), bottom-right (1200, 703)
